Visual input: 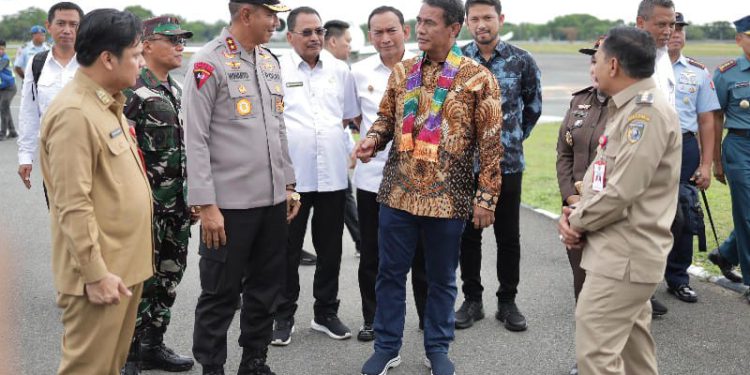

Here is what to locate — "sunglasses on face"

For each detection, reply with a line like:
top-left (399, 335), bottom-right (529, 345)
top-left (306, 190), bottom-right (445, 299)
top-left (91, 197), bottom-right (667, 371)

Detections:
top-left (291, 27), bottom-right (327, 38)
top-left (148, 35), bottom-right (187, 47)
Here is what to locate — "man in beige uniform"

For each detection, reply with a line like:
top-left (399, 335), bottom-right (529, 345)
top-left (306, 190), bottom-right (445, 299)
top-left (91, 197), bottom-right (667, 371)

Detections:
top-left (559, 26), bottom-right (681, 375)
top-left (39, 9), bottom-right (152, 375)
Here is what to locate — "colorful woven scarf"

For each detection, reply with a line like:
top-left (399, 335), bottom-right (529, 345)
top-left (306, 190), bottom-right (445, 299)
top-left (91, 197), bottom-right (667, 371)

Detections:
top-left (400, 44), bottom-right (463, 162)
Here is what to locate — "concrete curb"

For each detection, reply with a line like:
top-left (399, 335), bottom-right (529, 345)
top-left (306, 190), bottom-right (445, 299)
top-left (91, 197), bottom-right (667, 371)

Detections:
top-left (522, 203), bottom-right (750, 296)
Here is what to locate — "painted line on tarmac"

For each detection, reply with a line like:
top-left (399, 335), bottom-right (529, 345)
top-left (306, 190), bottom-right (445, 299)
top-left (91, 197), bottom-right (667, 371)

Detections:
top-left (522, 203), bottom-right (750, 297)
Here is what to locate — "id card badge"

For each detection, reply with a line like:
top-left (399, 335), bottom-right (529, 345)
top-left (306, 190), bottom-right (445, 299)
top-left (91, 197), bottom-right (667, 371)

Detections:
top-left (592, 159), bottom-right (606, 192)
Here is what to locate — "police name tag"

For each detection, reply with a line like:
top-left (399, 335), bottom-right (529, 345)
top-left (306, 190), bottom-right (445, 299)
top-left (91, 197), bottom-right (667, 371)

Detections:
top-left (110, 128), bottom-right (123, 138)
top-left (286, 81), bottom-right (303, 88)
top-left (592, 160), bottom-right (606, 192)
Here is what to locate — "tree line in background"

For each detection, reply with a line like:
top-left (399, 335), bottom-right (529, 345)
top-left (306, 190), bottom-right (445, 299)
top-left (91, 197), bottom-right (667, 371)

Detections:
top-left (0, 7), bottom-right (738, 44)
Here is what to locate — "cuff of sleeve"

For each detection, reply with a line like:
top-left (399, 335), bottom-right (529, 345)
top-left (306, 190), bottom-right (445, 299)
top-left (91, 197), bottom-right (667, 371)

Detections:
top-left (79, 255), bottom-right (109, 284)
top-left (18, 153), bottom-right (33, 165)
top-left (473, 188), bottom-right (498, 212)
top-left (568, 210), bottom-right (585, 231)
top-left (187, 187), bottom-right (216, 206)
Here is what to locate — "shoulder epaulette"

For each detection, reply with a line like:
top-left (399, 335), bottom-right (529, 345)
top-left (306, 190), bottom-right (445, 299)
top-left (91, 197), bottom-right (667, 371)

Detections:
top-left (718, 59), bottom-right (737, 73)
top-left (635, 91), bottom-right (654, 105)
top-left (686, 56), bottom-right (706, 70)
top-left (259, 46), bottom-right (280, 63)
top-left (572, 86), bottom-right (594, 96)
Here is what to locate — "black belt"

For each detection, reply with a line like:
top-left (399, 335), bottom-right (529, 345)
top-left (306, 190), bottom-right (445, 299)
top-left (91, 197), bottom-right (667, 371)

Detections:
top-left (728, 128), bottom-right (750, 137)
top-left (682, 131), bottom-right (695, 139)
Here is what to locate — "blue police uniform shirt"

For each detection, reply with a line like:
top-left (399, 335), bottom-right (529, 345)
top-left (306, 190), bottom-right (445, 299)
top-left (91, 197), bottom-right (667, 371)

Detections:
top-left (713, 54), bottom-right (750, 130)
top-left (673, 55), bottom-right (720, 133)
top-left (14, 41), bottom-right (50, 74)
top-left (463, 41), bottom-right (542, 174)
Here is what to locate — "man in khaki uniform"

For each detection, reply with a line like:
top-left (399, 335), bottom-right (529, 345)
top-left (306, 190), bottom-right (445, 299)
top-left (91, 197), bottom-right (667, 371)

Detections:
top-left (39, 9), bottom-right (152, 375)
top-left (558, 26), bottom-right (681, 375)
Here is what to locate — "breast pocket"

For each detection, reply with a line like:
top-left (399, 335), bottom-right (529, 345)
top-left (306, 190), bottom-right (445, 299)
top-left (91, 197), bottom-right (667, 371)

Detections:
top-left (226, 74), bottom-right (259, 121)
top-left (731, 85), bottom-right (750, 102)
top-left (106, 134), bottom-right (131, 184)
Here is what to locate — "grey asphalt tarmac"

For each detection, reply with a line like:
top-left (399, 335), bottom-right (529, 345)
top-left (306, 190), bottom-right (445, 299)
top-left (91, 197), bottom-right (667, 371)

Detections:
top-left (1, 53), bottom-right (748, 375)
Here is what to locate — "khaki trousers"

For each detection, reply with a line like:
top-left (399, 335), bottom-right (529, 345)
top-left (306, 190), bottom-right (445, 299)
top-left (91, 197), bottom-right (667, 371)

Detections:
top-left (575, 271), bottom-right (659, 375)
top-left (56, 283), bottom-right (143, 375)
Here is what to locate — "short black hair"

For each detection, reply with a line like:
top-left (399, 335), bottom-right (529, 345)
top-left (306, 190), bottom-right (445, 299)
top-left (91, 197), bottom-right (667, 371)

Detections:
top-left (324, 20), bottom-right (349, 42)
top-left (48, 2), bottom-right (84, 23)
top-left (423, 0), bottom-right (465, 28)
top-left (287, 6), bottom-right (321, 32)
top-left (637, 0), bottom-right (675, 20)
top-left (75, 9), bottom-right (142, 67)
top-left (0, 40), bottom-right (6, 47)
top-left (464, 0), bottom-right (502, 16)
top-left (601, 26), bottom-right (656, 79)
top-left (367, 6), bottom-right (405, 30)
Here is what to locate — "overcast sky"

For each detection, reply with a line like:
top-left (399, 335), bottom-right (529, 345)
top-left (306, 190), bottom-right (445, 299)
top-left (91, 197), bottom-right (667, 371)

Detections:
top-left (0, 0), bottom-right (742, 26)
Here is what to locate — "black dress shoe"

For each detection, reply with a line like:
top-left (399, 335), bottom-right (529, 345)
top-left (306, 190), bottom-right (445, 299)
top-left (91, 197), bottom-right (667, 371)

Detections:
top-left (120, 361), bottom-right (139, 375)
top-left (238, 348), bottom-right (276, 375)
top-left (141, 331), bottom-right (194, 372)
top-left (495, 301), bottom-right (527, 332)
top-left (300, 249), bottom-right (317, 266)
top-left (650, 296), bottom-right (668, 317)
top-left (357, 323), bottom-right (375, 342)
top-left (668, 284), bottom-right (698, 303)
top-left (202, 365), bottom-right (224, 375)
top-left (708, 249), bottom-right (743, 283)
top-left (7, 131), bottom-right (17, 138)
top-left (455, 300), bottom-right (484, 329)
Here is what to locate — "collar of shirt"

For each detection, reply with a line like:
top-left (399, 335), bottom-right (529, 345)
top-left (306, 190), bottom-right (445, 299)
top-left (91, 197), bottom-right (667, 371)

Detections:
top-left (290, 49), bottom-right (328, 71)
top-left (611, 77), bottom-right (658, 109)
top-left (738, 54), bottom-right (750, 71)
top-left (74, 70), bottom-right (126, 114)
top-left (463, 40), bottom-right (508, 63)
top-left (674, 54), bottom-right (689, 68)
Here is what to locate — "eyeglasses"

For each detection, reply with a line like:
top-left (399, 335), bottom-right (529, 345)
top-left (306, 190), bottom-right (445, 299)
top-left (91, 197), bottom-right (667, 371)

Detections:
top-left (291, 27), bottom-right (327, 38)
top-left (148, 35), bottom-right (187, 47)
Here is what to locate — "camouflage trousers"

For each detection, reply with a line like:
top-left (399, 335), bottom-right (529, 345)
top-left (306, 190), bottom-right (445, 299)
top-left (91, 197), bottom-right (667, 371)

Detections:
top-left (135, 211), bottom-right (191, 336)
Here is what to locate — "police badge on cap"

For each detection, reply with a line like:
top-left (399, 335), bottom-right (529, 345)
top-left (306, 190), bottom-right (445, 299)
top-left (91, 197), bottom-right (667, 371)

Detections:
top-left (230, 0), bottom-right (291, 12)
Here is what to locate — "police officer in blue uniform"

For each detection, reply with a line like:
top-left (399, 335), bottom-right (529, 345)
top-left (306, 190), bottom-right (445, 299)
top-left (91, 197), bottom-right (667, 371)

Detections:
top-left (710, 15), bottom-right (750, 304)
top-left (665, 12), bottom-right (720, 303)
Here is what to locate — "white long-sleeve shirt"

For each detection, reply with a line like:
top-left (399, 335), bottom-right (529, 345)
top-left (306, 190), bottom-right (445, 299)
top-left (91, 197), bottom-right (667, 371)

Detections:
top-left (17, 51), bottom-right (78, 165)
top-left (653, 46), bottom-right (676, 110)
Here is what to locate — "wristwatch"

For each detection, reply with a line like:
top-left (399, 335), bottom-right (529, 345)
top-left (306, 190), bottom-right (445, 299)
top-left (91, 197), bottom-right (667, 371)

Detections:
top-left (289, 192), bottom-right (301, 202)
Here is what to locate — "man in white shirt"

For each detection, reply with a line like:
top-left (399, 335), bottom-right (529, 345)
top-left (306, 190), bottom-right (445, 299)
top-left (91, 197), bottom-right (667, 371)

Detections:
top-left (636, 0), bottom-right (677, 108)
top-left (272, 6), bottom-right (360, 346)
top-left (635, 0), bottom-right (677, 318)
top-left (17, 2), bottom-right (83, 190)
top-left (350, 5), bottom-right (428, 343)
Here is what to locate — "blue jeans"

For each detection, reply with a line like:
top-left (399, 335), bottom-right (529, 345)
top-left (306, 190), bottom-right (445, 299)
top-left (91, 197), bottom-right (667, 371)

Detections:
top-left (718, 133), bottom-right (750, 286)
top-left (373, 205), bottom-right (465, 355)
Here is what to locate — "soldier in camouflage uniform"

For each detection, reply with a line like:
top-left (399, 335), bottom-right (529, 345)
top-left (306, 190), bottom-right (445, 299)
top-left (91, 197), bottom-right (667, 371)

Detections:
top-left (121, 16), bottom-right (195, 375)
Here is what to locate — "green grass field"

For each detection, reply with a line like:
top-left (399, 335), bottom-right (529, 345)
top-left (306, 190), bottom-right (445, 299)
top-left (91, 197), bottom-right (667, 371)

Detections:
top-left (523, 123), bottom-right (736, 274)
top-left (514, 41), bottom-right (740, 57)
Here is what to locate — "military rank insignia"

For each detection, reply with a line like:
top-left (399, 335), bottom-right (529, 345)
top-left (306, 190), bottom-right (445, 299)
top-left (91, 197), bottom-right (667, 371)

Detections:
top-left (226, 37), bottom-right (238, 53)
top-left (193, 62), bottom-right (214, 90)
top-left (236, 98), bottom-right (252, 116)
top-left (275, 96), bottom-right (284, 113)
top-left (238, 84), bottom-right (247, 95)
top-left (565, 130), bottom-right (573, 146)
top-left (226, 61), bottom-right (241, 70)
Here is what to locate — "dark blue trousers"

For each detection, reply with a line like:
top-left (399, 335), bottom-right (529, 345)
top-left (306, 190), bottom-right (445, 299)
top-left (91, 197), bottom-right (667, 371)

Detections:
top-left (373, 205), bottom-right (465, 355)
top-left (665, 135), bottom-right (700, 287)
top-left (718, 133), bottom-right (750, 286)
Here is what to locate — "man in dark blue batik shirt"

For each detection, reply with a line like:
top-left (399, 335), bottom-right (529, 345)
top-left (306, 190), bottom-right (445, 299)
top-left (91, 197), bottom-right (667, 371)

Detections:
top-left (455, 0), bottom-right (542, 332)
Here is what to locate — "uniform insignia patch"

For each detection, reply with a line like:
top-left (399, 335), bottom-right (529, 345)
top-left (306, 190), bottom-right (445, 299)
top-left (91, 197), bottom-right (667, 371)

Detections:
top-left (573, 119), bottom-right (583, 128)
top-left (193, 62), bottom-right (214, 89)
top-left (110, 128), bottom-right (123, 138)
top-left (238, 84), bottom-right (247, 95)
top-left (577, 104), bottom-right (591, 110)
top-left (235, 98), bottom-right (252, 116)
top-left (686, 57), bottom-right (706, 70)
top-left (286, 81), bottom-right (303, 88)
top-left (223, 52), bottom-right (236, 59)
top-left (263, 62), bottom-right (274, 71)
top-left (627, 113), bottom-right (651, 122)
top-left (718, 59), bottom-right (737, 73)
top-left (565, 130), bottom-right (573, 146)
top-left (274, 84), bottom-right (282, 94)
top-left (636, 91), bottom-right (654, 105)
top-left (226, 37), bottom-right (238, 53)
top-left (226, 61), bottom-right (241, 70)
top-left (683, 96), bottom-right (690, 105)
top-left (96, 89), bottom-right (111, 105)
top-left (227, 72), bottom-right (250, 81)
top-left (275, 96), bottom-right (284, 113)
top-left (627, 120), bottom-right (646, 144)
